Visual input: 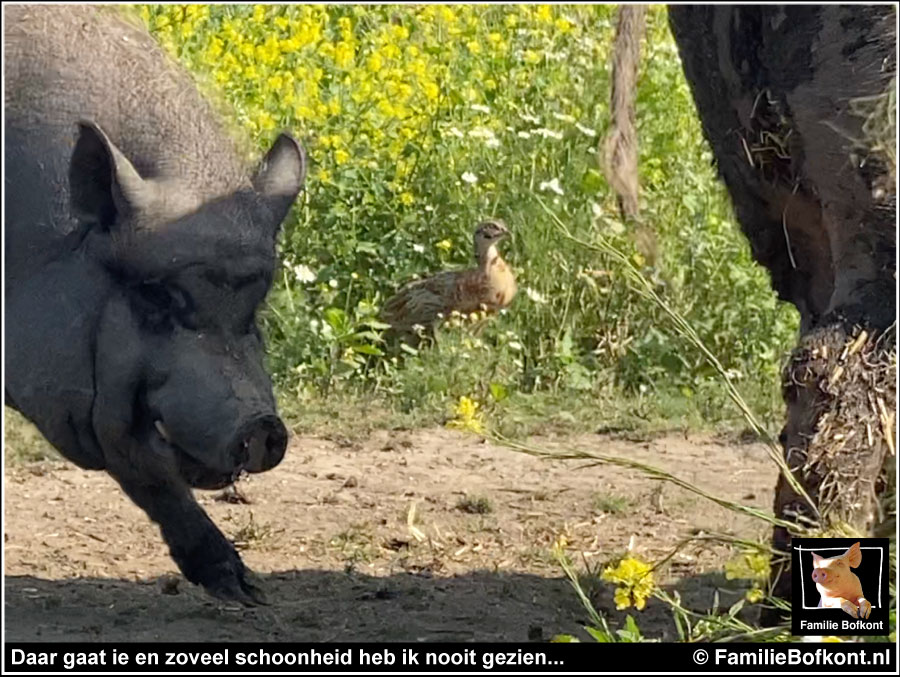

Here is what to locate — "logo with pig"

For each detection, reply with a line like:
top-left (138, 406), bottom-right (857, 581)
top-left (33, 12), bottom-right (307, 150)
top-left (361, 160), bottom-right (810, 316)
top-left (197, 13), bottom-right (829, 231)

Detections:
top-left (811, 542), bottom-right (870, 618)
top-left (792, 538), bottom-right (889, 636)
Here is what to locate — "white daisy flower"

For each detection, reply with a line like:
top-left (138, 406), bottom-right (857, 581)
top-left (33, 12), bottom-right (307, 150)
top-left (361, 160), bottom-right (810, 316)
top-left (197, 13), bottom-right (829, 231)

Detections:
top-left (461, 171), bottom-right (478, 184)
top-left (539, 177), bottom-right (564, 196)
top-left (292, 264), bottom-right (317, 284)
top-left (533, 128), bottom-right (564, 140)
top-left (525, 287), bottom-right (548, 304)
top-left (468, 127), bottom-right (500, 148)
top-left (576, 122), bottom-right (597, 137)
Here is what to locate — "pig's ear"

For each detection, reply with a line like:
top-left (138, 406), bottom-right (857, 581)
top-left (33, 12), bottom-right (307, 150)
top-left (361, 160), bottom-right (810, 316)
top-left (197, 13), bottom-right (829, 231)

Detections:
top-left (252, 133), bottom-right (307, 226)
top-left (811, 552), bottom-right (823, 566)
top-left (845, 542), bottom-right (862, 568)
top-left (70, 121), bottom-right (151, 228)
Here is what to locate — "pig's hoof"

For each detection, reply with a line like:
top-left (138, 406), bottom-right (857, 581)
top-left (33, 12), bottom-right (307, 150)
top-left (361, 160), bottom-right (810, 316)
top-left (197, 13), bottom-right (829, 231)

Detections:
top-left (205, 570), bottom-right (268, 606)
top-left (840, 600), bottom-right (859, 618)
top-left (858, 598), bottom-right (872, 619)
top-left (184, 542), bottom-right (269, 607)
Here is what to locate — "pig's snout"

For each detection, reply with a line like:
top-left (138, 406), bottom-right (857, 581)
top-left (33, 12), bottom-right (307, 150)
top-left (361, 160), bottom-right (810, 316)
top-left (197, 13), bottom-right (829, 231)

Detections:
top-left (231, 414), bottom-right (288, 474)
top-left (811, 569), bottom-right (828, 585)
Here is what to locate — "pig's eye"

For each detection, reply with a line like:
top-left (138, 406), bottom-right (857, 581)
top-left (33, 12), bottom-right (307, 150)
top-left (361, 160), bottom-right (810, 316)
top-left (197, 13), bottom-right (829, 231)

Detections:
top-left (134, 282), bottom-right (197, 331)
top-left (137, 281), bottom-right (171, 309)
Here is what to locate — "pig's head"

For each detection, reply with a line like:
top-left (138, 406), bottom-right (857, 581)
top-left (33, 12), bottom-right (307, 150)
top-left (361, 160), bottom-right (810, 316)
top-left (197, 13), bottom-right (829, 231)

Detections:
top-left (70, 121), bottom-right (306, 489)
top-left (811, 542), bottom-right (862, 590)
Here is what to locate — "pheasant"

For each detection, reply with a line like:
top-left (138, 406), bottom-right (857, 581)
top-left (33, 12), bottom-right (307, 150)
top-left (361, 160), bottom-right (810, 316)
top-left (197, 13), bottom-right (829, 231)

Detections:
top-left (381, 219), bottom-right (517, 346)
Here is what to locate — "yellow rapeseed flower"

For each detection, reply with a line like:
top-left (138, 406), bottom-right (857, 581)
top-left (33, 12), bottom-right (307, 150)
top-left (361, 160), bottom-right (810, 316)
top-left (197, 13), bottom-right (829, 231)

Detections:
top-left (447, 396), bottom-right (485, 435)
top-left (179, 19), bottom-right (195, 41)
top-left (335, 41), bottom-right (355, 68)
top-left (423, 81), bottom-right (440, 102)
top-left (524, 50), bottom-right (541, 65)
top-left (377, 99), bottom-right (395, 118)
top-left (206, 37), bottom-right (224, 61)
top-left (257, 111), bottom-right (276, 132)
top-left (366, 52), bottom-right (383, 72)
top-left (745, 587), bottom-right (765, 604)
top-left (601, 556), bottom-right (656, 611)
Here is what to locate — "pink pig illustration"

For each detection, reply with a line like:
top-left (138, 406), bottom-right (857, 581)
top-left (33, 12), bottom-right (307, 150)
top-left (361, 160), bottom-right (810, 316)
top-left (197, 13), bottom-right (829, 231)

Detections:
top-left (811, 542), bottom-right (871, 619)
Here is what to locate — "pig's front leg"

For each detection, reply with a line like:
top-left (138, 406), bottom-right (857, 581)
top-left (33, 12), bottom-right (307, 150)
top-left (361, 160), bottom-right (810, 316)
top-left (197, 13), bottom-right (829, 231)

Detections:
top-left (856, 597), bottom-right (872, 619)
top-left (838, 597), bottom-right (860, 618)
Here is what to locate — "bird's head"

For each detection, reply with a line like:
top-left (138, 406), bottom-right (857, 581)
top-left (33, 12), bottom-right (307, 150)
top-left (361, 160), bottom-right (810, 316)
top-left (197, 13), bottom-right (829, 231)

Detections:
top-left (474, 219), bottom-right (510, 247)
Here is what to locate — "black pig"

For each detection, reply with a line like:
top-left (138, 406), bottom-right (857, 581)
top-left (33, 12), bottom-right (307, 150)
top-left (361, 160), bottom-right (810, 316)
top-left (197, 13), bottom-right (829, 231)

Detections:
top-left (4, 5), bottom-right (306, 604)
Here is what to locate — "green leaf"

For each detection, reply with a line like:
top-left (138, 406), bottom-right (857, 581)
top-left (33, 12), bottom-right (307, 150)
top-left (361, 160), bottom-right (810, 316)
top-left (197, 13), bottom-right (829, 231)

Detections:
top-left (362, 319), bottom-right (393, 330)
top-left (399, 343), bottom-right (419, 356)
top-left (584, 626), bottom-right (614, 643)
top-left (489, 382), bottom-right (509, 402)
top-left (323, 307), bottom-right (348, 331)
top-left (623, 615), bottom-right (643, 641)
top-left (352, 344), bottom-right (383, 356)
top-left (356, 241), bottom-right (379, 255)
top-left (581, 168), bottom-right (605, 193)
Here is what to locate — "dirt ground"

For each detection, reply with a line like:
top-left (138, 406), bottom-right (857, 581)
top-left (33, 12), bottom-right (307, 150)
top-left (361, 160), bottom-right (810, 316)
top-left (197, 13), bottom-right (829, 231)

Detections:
top-left (4, 428), bottom-right (778, 642)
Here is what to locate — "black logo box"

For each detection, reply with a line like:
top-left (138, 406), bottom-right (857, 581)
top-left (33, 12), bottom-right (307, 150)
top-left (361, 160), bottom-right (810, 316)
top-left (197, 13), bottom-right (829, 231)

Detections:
top-left (791, 537), bottom-right (891, 637)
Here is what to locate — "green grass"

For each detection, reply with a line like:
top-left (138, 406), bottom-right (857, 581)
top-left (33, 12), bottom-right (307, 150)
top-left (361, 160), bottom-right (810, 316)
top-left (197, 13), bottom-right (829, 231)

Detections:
top-left (3, 409), bottom-right (60, 464)
top-left (278, 362), bottom-right (786, 443)
top-left (592, 492), bottom-right (632, 515)
top-left (456, 495), bottom-right (494, 515)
